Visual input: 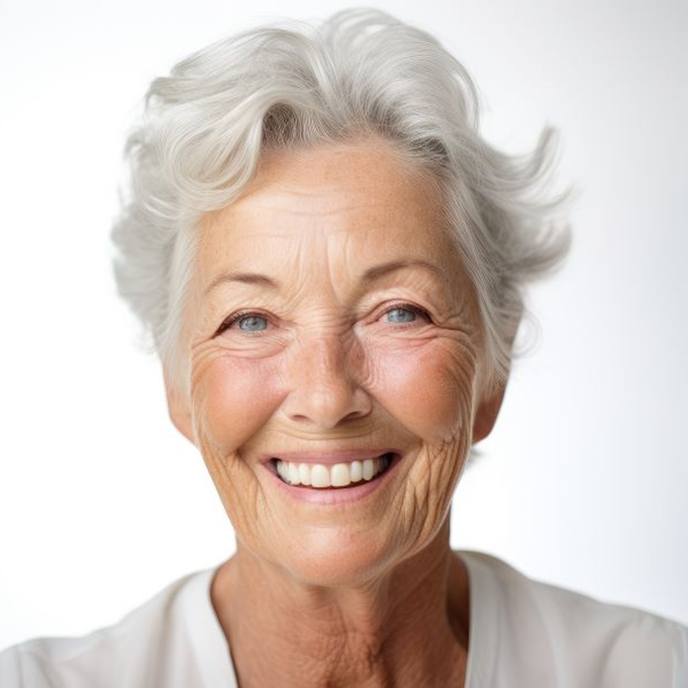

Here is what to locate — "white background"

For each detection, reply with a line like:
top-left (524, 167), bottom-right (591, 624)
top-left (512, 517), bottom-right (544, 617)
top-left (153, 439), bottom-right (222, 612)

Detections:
top-left (1, 0), bottom-right (686, 649)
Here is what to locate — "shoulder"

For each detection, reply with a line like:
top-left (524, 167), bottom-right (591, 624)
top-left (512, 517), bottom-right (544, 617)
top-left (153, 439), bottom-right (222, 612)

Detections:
top-left (0, 568), bottom-right (219, 688)
top-left (458, 549), bottom-right (688, 687)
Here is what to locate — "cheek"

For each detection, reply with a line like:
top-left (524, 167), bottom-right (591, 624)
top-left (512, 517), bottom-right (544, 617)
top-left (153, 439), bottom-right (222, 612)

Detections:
top-left (196, 355), bottom-right (283, 451)
top-left (194, 336), bottom-right (476, 452)
top-left (370, 341), bottom-right (475, 443)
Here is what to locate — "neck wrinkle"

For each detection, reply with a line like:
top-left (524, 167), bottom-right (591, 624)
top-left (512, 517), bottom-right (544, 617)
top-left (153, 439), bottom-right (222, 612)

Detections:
top-left (211, 515), bottom-right (470, 687)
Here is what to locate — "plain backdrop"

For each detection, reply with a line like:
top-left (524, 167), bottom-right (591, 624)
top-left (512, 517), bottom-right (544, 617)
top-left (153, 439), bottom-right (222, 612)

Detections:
top-left (1, 0), bottom-right (686, 650)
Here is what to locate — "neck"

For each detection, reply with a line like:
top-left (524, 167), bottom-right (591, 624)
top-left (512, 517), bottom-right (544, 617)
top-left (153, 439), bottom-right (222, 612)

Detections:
top-left (211, 516), bottom-right (470, 688)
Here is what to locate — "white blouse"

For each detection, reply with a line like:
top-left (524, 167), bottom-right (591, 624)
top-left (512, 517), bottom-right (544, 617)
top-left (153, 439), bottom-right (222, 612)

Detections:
top-left (1, 550), bottom-right (686, 687)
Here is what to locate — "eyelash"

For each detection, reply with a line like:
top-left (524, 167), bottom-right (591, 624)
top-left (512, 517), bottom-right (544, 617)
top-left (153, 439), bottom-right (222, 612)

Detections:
top-left (217, 302), bottom-right (431, 335)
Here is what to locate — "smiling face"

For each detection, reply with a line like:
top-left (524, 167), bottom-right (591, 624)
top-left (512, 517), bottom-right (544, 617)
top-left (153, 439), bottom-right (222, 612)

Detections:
top-left (167, 136), bottom-right (502, 586)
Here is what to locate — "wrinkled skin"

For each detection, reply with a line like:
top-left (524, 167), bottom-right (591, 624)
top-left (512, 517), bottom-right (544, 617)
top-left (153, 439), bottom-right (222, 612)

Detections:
top-left (164, 136), bottom-right (510, 687)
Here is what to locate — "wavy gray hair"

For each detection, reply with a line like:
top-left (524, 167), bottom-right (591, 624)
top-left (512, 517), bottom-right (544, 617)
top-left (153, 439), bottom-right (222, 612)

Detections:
top-left (110, 7), bottom-right (572, 408)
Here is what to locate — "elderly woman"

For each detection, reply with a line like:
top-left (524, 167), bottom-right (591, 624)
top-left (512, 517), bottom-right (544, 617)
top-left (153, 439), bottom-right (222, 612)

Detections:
top-left (1, 7), bottom-right (686, 688)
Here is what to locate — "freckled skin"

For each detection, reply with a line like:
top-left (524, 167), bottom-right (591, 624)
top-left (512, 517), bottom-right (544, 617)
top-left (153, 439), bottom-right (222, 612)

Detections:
top-left (165, 136), bottom-right (511, 687)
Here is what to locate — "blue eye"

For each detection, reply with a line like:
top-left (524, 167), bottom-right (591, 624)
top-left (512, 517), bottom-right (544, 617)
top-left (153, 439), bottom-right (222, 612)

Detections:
top-left (384, 304), bottom-right (429, 325)
top-left (219, 303), bottom-right (429, 337)
top-left (236, 314), bottom-right (268, 331)
top-left (219, 311), bottom-right (268, 334)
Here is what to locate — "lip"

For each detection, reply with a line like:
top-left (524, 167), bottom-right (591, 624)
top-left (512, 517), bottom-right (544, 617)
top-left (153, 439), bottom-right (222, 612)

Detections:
top-left (262, 452), bottom-right (403, 506)
top-left (259, 448), bottom-right (399, 466)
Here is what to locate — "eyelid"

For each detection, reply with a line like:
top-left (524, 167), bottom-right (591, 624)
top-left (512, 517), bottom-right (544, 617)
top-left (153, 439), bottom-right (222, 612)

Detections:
top-left (383, 302), bottom-right (430, 317)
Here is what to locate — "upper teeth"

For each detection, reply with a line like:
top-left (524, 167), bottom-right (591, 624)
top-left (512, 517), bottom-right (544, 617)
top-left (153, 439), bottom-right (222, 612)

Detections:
top-left (275, 456), bottom-right (390, 488)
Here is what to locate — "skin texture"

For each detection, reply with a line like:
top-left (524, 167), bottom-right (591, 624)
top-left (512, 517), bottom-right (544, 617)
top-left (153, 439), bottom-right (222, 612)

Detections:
top-left (164, 135), bottom-right (512, 687)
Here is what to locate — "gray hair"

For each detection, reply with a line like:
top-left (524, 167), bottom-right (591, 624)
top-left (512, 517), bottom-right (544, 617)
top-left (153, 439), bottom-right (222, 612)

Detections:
top-left (110, 7), bottom-right (573, 406)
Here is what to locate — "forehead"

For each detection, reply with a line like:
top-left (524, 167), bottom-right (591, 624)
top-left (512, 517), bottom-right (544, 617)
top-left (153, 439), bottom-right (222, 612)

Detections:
top-left (196, 137), bottom-right (460, 280)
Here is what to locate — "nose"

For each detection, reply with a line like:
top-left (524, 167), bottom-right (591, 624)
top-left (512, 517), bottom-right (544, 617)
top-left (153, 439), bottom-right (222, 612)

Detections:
top-left (281, 332), bottom-right (372, 429)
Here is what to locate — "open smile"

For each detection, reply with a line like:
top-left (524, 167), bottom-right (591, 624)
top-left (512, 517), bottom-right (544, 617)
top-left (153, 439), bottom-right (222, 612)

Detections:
top-left (262, 452), bottom-right (403, 506)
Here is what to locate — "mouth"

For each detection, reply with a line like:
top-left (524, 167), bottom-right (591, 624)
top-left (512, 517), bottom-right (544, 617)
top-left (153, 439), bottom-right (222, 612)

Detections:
top-left (265, 452), bottom-right (401, 490)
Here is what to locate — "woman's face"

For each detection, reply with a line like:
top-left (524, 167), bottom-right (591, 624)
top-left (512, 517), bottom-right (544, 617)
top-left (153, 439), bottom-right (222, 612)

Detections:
top-left (175, 137), bottom-right (492, 586)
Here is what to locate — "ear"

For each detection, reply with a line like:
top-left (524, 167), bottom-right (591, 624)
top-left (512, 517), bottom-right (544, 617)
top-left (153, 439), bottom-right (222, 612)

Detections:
top-left (471, 313), bottom-right (520, 445)
top-left (162, 365), bottom-right (196, 446)
top-left (471, 377), bottom-right (508, 444)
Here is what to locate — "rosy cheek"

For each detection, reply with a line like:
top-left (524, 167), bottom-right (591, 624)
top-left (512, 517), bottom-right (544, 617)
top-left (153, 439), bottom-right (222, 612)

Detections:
top-left (372, 347), bottom-right (469, 442)
top-left (199, 355), bottom-right (283, 451)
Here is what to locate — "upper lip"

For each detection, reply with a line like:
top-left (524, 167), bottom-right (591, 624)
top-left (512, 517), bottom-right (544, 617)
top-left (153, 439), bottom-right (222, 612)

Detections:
top-left (260, 448), bottom-right (398, 466)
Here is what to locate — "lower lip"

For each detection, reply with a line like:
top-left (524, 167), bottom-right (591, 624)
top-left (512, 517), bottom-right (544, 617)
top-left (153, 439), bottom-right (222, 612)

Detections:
top-left (263, 453), bottom-right (403, 506)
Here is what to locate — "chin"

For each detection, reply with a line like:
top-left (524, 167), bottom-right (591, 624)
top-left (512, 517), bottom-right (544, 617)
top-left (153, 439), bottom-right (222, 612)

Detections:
top-left (275, 528), bottom-right (402, 588)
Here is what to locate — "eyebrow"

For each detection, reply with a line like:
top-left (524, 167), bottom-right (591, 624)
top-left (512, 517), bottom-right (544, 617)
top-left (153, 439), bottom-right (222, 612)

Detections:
top-left (204, 259), bottom-right (446, 295)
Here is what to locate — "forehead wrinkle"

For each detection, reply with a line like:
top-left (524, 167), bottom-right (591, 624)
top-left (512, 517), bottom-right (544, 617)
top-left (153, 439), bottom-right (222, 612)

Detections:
top-left (200, 205), bottom-right (461, 305)
top-left (203, 257), bottom-right (453, 303)
top-left (231, 188), bottom-right (400, 222)
top-left (197, 140), bottom-right (460, 313)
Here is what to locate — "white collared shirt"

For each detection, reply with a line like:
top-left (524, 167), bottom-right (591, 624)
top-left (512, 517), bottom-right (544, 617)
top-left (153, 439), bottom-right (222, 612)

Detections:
top-left (1, 550), bottom-right (686, 687)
